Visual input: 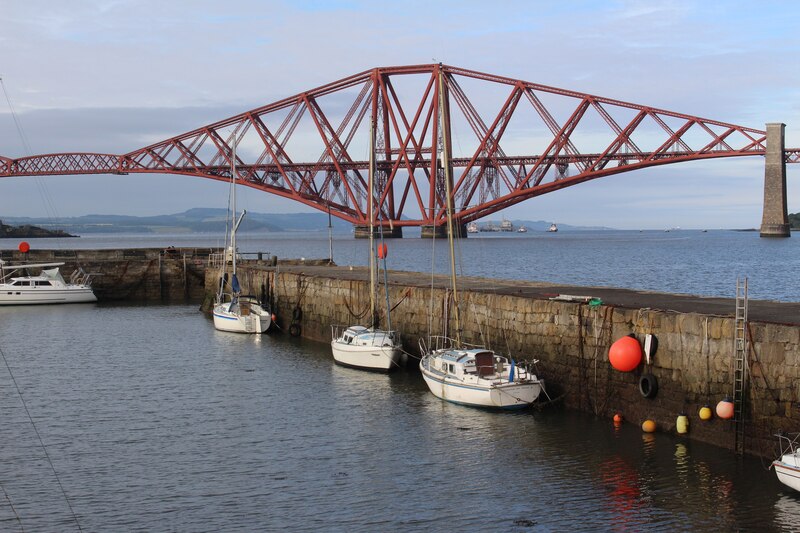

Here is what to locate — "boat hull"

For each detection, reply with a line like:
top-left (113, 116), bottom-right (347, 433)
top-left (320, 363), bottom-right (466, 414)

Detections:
top-left (331, 341), bottom-right (401, 371)
top-left (213, 302), bottom-right (271, 333)
top-left (774, 456), bottom-right (800, 492)
top-left (420, 363), bottom-right (540, 409)
top-left (0, 287), bottom-right (97, 305)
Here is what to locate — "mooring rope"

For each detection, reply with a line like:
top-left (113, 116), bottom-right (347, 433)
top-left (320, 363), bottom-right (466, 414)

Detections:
top-left (0, 344), bottom-right (82, 532)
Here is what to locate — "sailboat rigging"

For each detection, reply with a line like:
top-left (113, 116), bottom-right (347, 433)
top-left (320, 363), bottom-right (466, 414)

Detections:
top-left (418, 67), bottom-right (542, 408)
top-left (330, 113), bottom-right (402, 371)
top-left (212, 138), bottom-right (273, 334)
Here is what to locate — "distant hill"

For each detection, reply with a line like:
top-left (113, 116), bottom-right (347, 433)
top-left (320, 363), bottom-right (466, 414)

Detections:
top-left (1, 209), bottom-right (354, 234)
top-left (0, 210), bottom-right (610, 234)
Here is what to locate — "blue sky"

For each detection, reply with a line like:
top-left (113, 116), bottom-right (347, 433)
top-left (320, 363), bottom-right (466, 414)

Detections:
top-left (1, 0), bottom-right (798, 229)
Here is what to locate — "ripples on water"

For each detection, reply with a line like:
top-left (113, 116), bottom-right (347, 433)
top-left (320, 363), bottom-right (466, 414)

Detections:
top-left (2, 228), bottom-right (797, 302)
top-left (0, 304), bottom-right (798, 531)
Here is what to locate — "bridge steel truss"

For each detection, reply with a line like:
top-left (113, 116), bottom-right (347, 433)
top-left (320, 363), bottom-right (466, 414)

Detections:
top-left (0, 64), bottom-right (795, 228)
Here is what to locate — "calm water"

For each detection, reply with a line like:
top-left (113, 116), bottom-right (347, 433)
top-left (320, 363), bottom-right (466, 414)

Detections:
top-left (2, 228), bottom-right (798, 302)
top-left (1, 304), bottom-right (799, 531)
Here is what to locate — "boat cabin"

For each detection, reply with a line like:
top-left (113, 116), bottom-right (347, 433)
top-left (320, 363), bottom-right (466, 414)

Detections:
top-left (435, 349), bottom-right (504, 378)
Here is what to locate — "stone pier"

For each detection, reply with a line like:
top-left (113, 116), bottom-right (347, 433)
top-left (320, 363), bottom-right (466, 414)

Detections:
top-left (760, 122), bottom-right (791, 237)
top-left (211, 264), bottom-right (800, 459)
top-left (420, 223), bottom-right (467, 239)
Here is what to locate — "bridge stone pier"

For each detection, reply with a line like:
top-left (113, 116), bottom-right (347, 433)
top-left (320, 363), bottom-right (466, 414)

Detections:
top-left (760, 122), bottom-right (790, 238)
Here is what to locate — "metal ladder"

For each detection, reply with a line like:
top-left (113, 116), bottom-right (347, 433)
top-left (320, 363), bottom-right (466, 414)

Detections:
top-left (733, 277), bottom-right (748, 455)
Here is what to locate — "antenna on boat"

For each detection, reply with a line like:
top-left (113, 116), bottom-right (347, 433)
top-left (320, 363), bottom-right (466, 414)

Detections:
top-left (368, 106), bottom-right (378, 329)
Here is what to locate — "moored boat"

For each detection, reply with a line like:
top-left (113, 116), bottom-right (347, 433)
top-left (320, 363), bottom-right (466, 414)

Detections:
top-left (0, 260), bottom-right (96, 305)
top-left (212, 139), bottom-right (272, 334)
top-left (773, 433), bottom-right (800, 492)
top-left (466, 222), bottom-right (479, 233)
top-left (418, 70), bottom-right (542, 408)
top-left (420, 337), bottom-right (541, 409)
top-left (548, 223), bottom-right (558, 232)
top-left (330, 113), bottom-right (401, 371)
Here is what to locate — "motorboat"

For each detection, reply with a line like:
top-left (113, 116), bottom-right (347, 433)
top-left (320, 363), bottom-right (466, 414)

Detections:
top-left (0, 260), bottom-right (96, 305)
top-left (212, 139), bottom-right (272, 334)
top-left (548, 223), bottom-right (558, 232)
top-left (772, 432), bottom-right (800, 492)
top-left (517, 225), bottom-right (528, 233)
top-left (330, 114), bottom-right (401, 371)
top-left (420, 337), bottom-right (542, 409)
top-left (418, 71), bottom-right (542, 408)
top-left (466, 222), bottom-right (479, 233)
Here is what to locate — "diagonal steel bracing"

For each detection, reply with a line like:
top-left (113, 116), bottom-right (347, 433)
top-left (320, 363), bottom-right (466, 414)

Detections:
top-left (1, 64), bottom-right (793, 228)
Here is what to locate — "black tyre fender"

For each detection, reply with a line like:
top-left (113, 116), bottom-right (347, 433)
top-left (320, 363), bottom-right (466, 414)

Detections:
top-left (639, 373), bottom-right (658, 399)
top-left (288, 323), bottom-right (301, 337)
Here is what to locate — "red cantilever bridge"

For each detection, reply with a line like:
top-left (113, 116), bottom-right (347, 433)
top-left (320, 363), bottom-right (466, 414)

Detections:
top-left (1, 64), bottom-right (797, 234)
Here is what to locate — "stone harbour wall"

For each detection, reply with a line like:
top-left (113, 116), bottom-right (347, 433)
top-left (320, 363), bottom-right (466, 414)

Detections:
top-left (223, 266), bottom-right (800, 458)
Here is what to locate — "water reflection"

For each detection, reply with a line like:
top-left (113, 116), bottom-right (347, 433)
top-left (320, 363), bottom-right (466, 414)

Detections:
top-left (0, 304), bottom-right (791, 531)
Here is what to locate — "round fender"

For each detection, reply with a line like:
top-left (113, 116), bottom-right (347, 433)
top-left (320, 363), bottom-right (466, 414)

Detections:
top-left (288, 323), bottom-right (301, 337)
top-left (639, 373), bottom-right (658, 399)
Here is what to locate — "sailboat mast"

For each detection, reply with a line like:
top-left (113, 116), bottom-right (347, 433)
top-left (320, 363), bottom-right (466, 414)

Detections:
top-left (368, 113), bottom-right (377, 328)
top-left (438, 66), bottom-right (461, 346)
top-left (231, 138), bottom-right (238, 279)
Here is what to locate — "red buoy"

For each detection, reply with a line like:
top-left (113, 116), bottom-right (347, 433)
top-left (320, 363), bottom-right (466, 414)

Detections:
top-left (716, 397), bottom-right (735, 420)
top-left (377, 243), bottom-right (388, 259)
top-left (18, 241), bottom-right (30, 253)
top-left (608, 335), bottom-right (642, 372)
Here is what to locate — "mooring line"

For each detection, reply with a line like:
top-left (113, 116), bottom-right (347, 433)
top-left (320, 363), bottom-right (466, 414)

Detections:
top-left (0, 344), bottom-right (83, 532)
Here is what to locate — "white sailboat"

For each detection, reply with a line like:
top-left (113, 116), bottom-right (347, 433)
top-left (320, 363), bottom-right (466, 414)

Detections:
top-left (773, 433), bottom-right (800, 492)
top-left (419, 70), bottom-right (542, 408)
top-left (330, 115), bottom-right (402, 371)
top-left (0, 260), bottom-right (96, 304)
top-left (212, 139), bottom-right (272, 334)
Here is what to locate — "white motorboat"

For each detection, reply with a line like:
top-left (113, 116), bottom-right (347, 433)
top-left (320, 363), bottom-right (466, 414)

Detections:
top-left (772, 433), bottom-right (800, 492)
top-left (548, 223), bottom-right (558, 232)
top-left (331, 115), bottom-right (401, 371)
top-left (517, 225), bottom-right (528, 233)
top-left (419, 71), bottom-right (542, 408)
top-left (466, 222), bottom-right (479, 233)
top-left (0, 260), bottom-right (96, 305)
top-left (212, 139), bottom-right (272, 334)
top-left (420, 337), bottom-right (541, 409)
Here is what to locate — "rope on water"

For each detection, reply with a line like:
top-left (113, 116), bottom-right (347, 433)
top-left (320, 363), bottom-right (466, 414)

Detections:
top-left (0, 344), bottom-right (83, 532)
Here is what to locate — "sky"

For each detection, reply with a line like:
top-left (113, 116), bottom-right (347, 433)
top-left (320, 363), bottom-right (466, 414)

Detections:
top-left (0, 0), bottom-right (798, 229)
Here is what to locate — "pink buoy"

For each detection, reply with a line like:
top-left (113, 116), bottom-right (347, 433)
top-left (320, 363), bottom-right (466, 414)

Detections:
top-left (716, 397), bottom-right (735, 420)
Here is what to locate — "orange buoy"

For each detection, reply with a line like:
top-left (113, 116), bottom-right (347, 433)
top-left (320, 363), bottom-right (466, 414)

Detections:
top-left (609, 335), bottom-right (642, 372)
top-left (18, 241), bottom-right (30, 253)
top-left (699, 405), bottom-right (713, 421)
top-left (271, 313), bottom-right (277, 323)
top-left (716, 397), bottom-right (735, 420)
top-left (377, 243), bottom-right (388, 259)
top-left (641, 419), bottom-right (656, 433)
top-left (613, 413), bottom-right (623, 424)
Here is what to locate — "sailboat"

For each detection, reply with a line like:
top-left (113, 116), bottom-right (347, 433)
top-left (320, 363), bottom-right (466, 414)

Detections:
top-left (330, 116), bottom-right (402, 371)
top-left (418, 71), bottom-right (542, 408)
top-left (212, 139), bottom-right (272, 334)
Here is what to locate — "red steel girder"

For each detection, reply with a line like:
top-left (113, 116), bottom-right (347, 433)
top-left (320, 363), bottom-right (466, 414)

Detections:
top-left (1, 64), bottom-right (792, 227)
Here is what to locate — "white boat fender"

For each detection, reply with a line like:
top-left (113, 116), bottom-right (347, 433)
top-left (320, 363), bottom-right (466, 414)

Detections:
top-left (639, 373), bottom-right (658, 399)
top-left (644, 334), bottom-right (658, 364)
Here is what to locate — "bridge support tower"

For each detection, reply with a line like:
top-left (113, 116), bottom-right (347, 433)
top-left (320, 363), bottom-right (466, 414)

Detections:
top-left (420, 224), bottom-right (467, 239)
top-left (353, 225), bottom-right (403, 239)
top-left (760, 122), bottom-right (790, 238)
